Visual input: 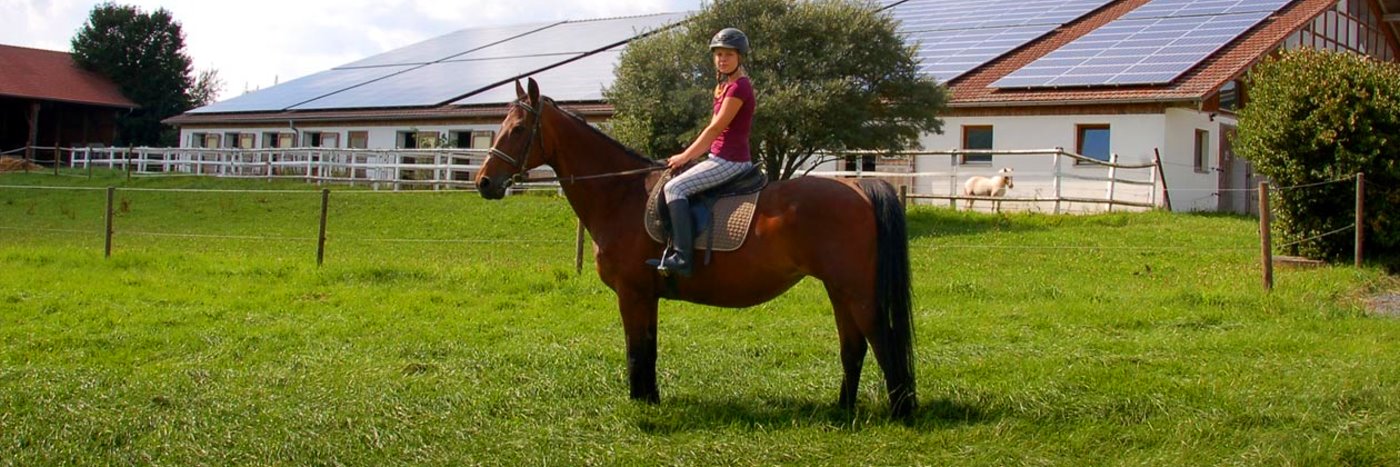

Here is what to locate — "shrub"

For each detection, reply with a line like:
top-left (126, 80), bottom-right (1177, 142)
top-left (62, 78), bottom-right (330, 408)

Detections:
top-left (1235, 49), bottom-right (1400, 262)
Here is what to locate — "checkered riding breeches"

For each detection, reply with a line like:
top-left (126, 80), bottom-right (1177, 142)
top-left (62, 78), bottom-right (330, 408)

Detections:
top-left (663, 155), bottom-right (753, 201)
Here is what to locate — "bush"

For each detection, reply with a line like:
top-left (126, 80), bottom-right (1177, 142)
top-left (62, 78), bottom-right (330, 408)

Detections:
top-left (1235, 49), bottom-right (1400, 263)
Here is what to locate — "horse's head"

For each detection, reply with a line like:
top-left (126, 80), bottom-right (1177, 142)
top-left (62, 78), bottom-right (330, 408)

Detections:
top-left (998, 167), bottom-right (1015, 189)
top-left (476, 78), bottom-right (550, 199)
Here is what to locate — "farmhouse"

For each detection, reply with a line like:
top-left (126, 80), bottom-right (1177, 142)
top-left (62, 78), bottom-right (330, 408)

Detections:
top-left (164, 0), bottom-right (1400, 213)
top-left (0, 44), bottom-right (135, 162)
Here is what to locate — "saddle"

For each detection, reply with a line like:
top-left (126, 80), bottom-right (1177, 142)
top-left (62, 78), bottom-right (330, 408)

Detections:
top-left (645, 164), bottom-right (767, 260)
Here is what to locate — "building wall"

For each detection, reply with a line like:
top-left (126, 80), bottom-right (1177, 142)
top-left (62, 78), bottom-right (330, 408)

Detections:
top-left (177, 122), bottom-right (504, 150)
top-left (915, 112), bottom-right (1165, 213)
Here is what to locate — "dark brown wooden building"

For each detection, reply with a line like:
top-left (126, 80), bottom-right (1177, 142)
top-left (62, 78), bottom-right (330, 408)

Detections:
top-left (0, 44), bottom-right (136, 163)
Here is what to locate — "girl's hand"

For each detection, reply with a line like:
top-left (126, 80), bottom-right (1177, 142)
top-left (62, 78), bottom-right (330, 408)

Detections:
top-left (666, 153), bottom-right (692, 170)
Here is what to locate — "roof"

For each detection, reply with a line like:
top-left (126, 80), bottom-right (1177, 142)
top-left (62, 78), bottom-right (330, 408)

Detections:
top-left (168, 0), bottom-right (1377, 126)
top-left (164, 102), bottom-right (611, 126)
top-left (947, 0), bottom-right (1338, 107)
top-left (0, 44), bottom-right (136, 108)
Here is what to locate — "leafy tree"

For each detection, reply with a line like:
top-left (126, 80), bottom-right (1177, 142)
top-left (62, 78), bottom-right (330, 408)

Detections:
top-left (1235, 49), bottom-right (1400, 263)
top-left (190, 68), bottom-right (225, 108)
top-left (71, 2), bottom-right (195, 146)
top-left (605, 0), bottom-right (947, 179)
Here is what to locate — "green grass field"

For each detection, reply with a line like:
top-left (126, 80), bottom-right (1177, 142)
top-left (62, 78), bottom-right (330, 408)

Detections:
top-left (2, 170), bottom-right (1398, 465)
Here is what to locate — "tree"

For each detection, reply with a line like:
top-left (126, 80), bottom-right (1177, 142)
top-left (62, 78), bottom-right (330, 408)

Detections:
top-left (605, 0), bottom-right (947, 180)
top-left (190, 68), bottom-right (225, 108)
top-left (1235, 49), bottom-right (1400, 263)
top-left (71, 2), bottom-right (195, 147)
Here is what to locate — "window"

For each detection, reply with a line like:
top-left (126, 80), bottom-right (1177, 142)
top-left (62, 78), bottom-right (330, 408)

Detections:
top-left (223, 132), bottom-right (240, 148)
top-left (843, 155), bottom-right (875, 173)
top-left (397, 131), bottom-right (440, 149)
top-left (472, 131), bottom-right (494, 149)
top-left (961, 125), bottom-right (993, 165)
top-left (237, 133), bottom-right (255, 149)
top-left (1076, 124), bottom-right (1111, 162)
top-left (203, 133), bottom-right (220, 148)
top-left (302, 131), bottom-right (339, 148)
top-left (1193, 129), bottom-right (1210, 173)
top-left (347, 131), bottom-right (368, 149)
top-left (262, 132), bottom-right (295, 148)
top-left (1218, 81), bottom-right (1239, 112)
top-left (190, 133), bottom-right (207, 148)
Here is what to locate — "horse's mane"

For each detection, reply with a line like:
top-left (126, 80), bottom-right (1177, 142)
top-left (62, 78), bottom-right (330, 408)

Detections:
top-left (543, 97), bottom-right (659, 167)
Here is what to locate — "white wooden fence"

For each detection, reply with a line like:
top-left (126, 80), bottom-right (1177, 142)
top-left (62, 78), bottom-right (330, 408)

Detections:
top-left (808, 148), bottom-right (1166, 213)
top-left (17, 146), bottom-right (1163, 211)
top-left (65, 146), bottom-right (560, 190)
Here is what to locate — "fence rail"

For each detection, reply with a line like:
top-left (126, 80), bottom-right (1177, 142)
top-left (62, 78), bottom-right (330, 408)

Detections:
top-left (815, 147), bottom-right (1165, 213)
top-left (0, 146), bottom-right (563, 191)
top-left (10, 145), bottom-right (1160, 210)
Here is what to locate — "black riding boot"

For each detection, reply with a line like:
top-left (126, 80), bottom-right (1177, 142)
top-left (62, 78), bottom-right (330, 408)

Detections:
top-left (648, 199), bottom-right (694, 277)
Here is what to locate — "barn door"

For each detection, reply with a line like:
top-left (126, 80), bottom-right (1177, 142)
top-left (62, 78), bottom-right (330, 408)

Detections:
top-left (1216, 125), bottom-right (1256, 215)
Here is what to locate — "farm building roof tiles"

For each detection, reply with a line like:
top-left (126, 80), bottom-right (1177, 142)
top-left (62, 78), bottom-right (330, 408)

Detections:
top-left (0, 44), bottom-right (136, 108)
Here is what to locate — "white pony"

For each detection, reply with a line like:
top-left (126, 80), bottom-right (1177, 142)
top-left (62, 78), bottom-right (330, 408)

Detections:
top-left (963, 167), bottom-right (1015, 211)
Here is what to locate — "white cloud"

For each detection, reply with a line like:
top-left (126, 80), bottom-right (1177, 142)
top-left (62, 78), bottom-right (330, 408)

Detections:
top-left (2, 0), bottom-right (700, 100)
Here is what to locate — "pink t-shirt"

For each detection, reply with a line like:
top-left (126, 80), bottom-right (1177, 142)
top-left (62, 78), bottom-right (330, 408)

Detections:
top-left (709, 77), bottom-right (755, 163)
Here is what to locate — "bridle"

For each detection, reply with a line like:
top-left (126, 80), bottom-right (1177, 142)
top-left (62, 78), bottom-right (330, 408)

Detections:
top-left (485, 97), bottom-right (666, 185)
top-left (486, 99), bottom-right (544, 184)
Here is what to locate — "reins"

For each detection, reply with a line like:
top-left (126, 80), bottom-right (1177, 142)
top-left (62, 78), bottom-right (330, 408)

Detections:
top-left (515, 165), bottom-right (667, 184)
top-left (489, 97), bottom-right (667, 185)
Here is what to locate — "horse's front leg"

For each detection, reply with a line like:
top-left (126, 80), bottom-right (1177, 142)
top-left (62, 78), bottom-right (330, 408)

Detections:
top-left (618, 291), bottom-right (660, 403)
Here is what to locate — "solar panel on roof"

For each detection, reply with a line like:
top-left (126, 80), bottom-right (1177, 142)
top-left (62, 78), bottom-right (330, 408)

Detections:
top-left (1121, 0), bottom-right (1291, 20)
top-left (188, 65), bottom-right (418, 113)
top-left (454, 12), bottom-right (686, 60)
top-left (336, 22), bottom-right (560, 69)
top-left (453, 49), bottom-right (623, 106)
top-left (888, 0), bottom-right (1114, 81)
top-left (291, 54), bottom-right (575, 110)
top-left (992, 0), bottom-right (1289, 89)
top-left (194, 12), bottom-right (684, 112)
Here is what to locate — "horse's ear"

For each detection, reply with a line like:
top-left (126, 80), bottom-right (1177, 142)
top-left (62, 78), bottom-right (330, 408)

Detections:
top-left (515, 80), bottom-right (525, 99)
top-left (526, 77), bottom-right (540, 104)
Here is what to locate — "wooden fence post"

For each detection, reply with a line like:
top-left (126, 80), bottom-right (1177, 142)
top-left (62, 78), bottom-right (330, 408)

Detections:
top-left (1106, 153), bottom-right (1119, 212)
top-left (52, 146), bottom-right (60, 176)
top-left (1053, 147), bottom-right (1063, 214)
top-left (125, 147), bottom-right (133, 181)
top-left (1259, 182), bottom-right (1273, 291)
top-left (1355, 172), bottom-right (1365, 267)
top-left (1153, 149), bottom-right (1172, 211)
top-left (947, 151), bottom-right (957, 209)
top-left (105, 187), bottom-right (115, 259)
top-left (575, 219), bottom-right (586, 275)
top-left (899, 184), bottom-right (908, 210)
top-left (317, 188), bottom-right (330, 267)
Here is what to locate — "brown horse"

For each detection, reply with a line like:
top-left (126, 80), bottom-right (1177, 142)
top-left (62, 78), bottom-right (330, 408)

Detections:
top-left (475, 78), bottom-right (916, 418)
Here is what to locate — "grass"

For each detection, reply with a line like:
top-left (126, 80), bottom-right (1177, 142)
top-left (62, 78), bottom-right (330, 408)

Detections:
top-left (2, 169), bottom-right (1398, 465)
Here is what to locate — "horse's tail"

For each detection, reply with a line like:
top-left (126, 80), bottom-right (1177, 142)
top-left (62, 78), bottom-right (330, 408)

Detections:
top-left (856, 178), bottom-right (916, 417)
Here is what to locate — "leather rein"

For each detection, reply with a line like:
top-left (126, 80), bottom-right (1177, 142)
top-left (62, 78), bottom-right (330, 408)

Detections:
top-left (486, 98), bottom-right (666, 185)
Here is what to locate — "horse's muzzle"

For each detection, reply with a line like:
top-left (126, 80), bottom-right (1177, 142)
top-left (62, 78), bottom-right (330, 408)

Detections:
top-left (476, 175), bottom-right (511, 200)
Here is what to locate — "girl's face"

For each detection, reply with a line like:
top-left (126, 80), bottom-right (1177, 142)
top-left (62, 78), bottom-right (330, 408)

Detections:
top-left (713, 48), bottom-right (740, 75)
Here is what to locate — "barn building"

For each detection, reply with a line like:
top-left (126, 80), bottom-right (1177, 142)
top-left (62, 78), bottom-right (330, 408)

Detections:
top-left (0, 44), bottom-right (135, 162)
top-left (165, 0), bottom-right (1400, 213)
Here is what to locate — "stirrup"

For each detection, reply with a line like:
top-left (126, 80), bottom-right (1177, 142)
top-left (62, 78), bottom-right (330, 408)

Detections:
top-left (646, 249), bottom-right (691, 277)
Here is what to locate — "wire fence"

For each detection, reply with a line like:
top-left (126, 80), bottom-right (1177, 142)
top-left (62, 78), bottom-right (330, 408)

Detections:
top-left (0, 166), bottom-right (1385, 288)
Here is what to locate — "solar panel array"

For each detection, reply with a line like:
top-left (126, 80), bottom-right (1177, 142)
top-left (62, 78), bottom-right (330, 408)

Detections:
top-left (189, 0), bottom-right (1286, 114)
top-left (993, 0), bottom-right (1291, 88)
top-left (886, 0), bottom-right (1115, 82)
top-left (190, 12), bottom-right (684, 113)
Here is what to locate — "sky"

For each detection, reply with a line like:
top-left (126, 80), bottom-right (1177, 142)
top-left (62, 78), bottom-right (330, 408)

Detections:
top-left (2, 0), bottom-right (703, 101)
